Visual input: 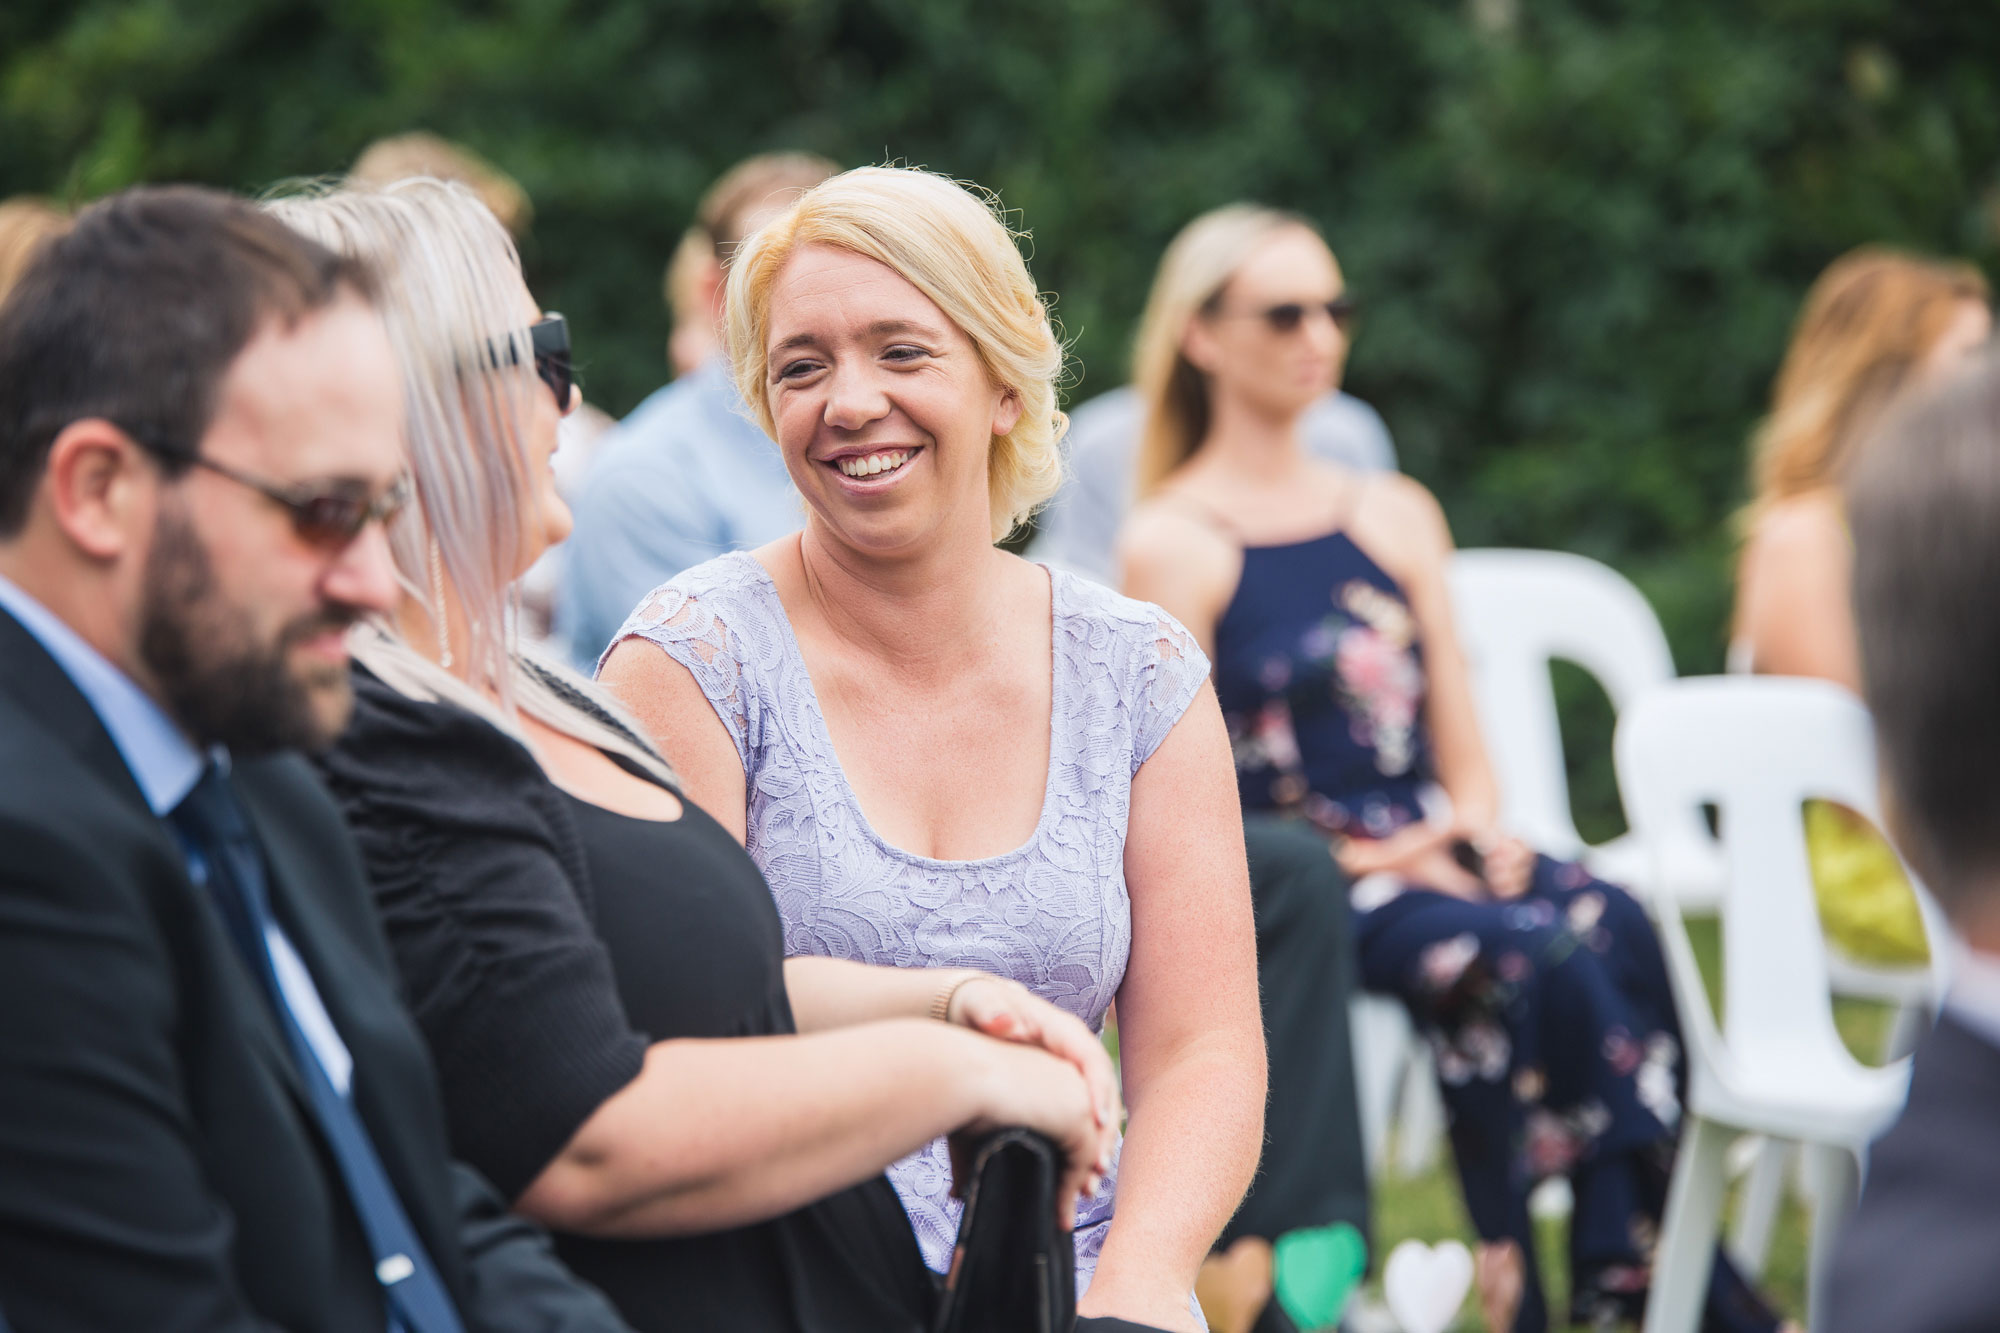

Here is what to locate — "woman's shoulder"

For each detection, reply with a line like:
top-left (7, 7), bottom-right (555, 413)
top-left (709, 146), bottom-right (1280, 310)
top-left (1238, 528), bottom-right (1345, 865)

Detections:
top-left (318, 663), bottom-right (546, 819)
top-left (1743, 489), bottom-right (1848, 566)
top-left (1049, 567), bottom-right (1209, 703)
top-left (622, 549), bottom-right (777, 632)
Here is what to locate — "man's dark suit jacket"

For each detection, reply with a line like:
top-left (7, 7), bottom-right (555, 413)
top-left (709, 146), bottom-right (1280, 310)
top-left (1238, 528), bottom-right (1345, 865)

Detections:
top-left (0, 606), bottom-right (629, 1333)
top-left (1826, 1011), bottom-right (2000, 1332)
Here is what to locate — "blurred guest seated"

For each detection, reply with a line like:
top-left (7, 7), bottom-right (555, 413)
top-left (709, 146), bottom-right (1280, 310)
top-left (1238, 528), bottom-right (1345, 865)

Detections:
top-left (274, 178), bottom-right (1115, 1333)
top-left (598, 165), bottom-right (1266, 1333)
top-left (1052, 206), bottom-right (1382, 1333)
top-left (0, 186), bottom-right (630, 1332)
top-left (1035, 383), bottom-right (1395, 588)
top-left (559, 152), bottom-right (837, 668)
top-left (1733, 248), bottom-right (1990, 968)
top-left (1118, 205), bottom-right (1791, 1333)
top-left (0, 197), bottom-right (68, 301)
top-left (352, 131), bottom-right (616, 647)
top-left (1829, 349), bottom-right (2000, 1331)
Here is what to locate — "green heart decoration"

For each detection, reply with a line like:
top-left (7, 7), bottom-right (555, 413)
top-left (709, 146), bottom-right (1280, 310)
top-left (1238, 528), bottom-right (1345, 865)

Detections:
top-left (1272, 1222), bottom-right (1368, 1330)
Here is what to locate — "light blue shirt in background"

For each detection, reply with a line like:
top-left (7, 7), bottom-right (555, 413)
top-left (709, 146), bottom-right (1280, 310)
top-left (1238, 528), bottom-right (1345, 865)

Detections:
top-left (558, 360), bottom-right (803, 669)
top-left (1030, 385), bottom-right (1399, 587)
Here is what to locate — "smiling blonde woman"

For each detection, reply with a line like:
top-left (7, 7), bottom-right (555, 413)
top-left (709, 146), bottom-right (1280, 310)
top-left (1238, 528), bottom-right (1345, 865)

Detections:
top-left (599, 166), bottom-right (1266, 1333)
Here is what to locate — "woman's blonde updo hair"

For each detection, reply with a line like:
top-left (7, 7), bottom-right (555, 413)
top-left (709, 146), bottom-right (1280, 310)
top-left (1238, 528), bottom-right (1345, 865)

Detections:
top-left (722, 165), bottom-right (1067, 543)
top-left (1750, 245), bottom-right (1989, 520)
top-left (1131, 205), bottom-right (1324, 498)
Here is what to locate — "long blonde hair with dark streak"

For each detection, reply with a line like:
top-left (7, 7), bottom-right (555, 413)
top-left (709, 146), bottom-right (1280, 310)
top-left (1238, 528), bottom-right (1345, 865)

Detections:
top-left (265, 178), bottom-right (676, 787)
top-left (1750, 246), bottom-right (1989, 522)
top-left (1130, 205), bottom-right (1321, 498)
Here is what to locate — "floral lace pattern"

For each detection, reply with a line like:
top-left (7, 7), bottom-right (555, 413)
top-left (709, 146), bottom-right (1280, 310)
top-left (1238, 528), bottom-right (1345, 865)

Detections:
top-left (608, 551), bottom-right (1211, 1286)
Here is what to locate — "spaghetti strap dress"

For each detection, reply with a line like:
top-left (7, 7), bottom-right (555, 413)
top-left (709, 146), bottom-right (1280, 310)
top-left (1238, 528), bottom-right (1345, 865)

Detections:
top-left (1202, 502), bottom-right (1781, 1333)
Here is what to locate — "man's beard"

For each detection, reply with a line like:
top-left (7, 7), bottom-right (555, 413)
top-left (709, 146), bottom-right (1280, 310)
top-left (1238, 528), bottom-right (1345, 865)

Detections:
top-left (138, 505), bottom-right (359, 755)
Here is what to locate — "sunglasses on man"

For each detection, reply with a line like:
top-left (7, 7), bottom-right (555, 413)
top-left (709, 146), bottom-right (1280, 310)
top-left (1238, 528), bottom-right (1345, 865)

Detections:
top-left (125, 423), bottom-right (413, 553)
top-left (179, 455), bottom-right (415, 551)
top-left (126, 315), bottom-right (571, 551)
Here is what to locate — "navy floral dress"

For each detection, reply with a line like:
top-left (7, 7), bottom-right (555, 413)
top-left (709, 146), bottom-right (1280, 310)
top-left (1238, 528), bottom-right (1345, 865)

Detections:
top-left (1210, 519), bottom-right (1778, 1333)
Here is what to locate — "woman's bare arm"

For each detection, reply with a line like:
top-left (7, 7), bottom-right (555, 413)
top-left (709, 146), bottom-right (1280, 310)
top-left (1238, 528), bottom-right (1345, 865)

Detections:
top-left (597, 636), bottom-right (750, 842)
top-left (1080, 684), bottom-right (1265, 1331)
top-left (1353, 473), bottom-right (1501, 834)
top-left (784, 956), bottom-right (1121, 1134)
top-left (516, 1018), bottom-right (1103, 1238)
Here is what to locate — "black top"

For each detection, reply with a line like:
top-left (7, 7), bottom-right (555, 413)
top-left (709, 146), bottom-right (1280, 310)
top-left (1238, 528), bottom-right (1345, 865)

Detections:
top-left (314, 665), bottom-right (935, 1332)
top-left (0, 607), bottom-right (628, 1333)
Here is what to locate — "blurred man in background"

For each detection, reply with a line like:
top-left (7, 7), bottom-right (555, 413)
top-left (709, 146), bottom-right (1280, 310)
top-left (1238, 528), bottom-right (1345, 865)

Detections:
top-left (559, 151), bottom-right (835, 668)
top-left (1829, 353), bottom-right (2000, 1331)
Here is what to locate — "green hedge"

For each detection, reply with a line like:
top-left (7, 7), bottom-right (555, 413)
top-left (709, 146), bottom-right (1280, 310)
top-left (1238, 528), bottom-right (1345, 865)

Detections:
top-left (7, 0), bottom-right (1995, 829)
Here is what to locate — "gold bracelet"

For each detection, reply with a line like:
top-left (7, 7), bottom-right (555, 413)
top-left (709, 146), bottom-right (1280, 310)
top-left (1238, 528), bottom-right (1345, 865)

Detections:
top-left (929, 973), bottom-right (981, 1024)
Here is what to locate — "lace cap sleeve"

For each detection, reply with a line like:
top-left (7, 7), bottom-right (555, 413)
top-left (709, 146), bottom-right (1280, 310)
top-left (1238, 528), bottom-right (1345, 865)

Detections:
top-left (1131, 610), bottom-right (1212, 774)
top-left (600, 558), bottom-right (762, 770)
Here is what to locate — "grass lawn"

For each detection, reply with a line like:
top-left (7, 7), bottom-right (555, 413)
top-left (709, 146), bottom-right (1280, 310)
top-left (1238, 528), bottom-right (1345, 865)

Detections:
top-left (1360, 913), bottom-right (1896, 1331)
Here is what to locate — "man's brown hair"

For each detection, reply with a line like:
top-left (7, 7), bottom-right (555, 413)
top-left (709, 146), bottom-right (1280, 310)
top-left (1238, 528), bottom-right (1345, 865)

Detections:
top-left (0, 185), bottom-right (374, 536)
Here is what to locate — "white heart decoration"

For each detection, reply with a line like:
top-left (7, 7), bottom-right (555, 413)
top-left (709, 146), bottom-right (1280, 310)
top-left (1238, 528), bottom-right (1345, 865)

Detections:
top-left (1382, 1238), bottom-right (1474, 1333)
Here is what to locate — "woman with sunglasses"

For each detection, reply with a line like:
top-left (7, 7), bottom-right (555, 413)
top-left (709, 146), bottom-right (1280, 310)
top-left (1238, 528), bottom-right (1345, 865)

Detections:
top-left (268, 178), bottom-right (1116, 1333)
top-left (1118, 206), bottom-right (1792, 1333)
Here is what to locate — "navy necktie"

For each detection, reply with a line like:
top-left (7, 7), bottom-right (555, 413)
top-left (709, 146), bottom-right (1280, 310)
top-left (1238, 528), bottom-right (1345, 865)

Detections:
top-left (170, 762), bottom-right (466, 1333)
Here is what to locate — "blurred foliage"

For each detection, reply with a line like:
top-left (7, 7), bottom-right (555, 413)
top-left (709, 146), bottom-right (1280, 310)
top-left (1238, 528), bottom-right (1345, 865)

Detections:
top-left (6, 0), bottom-right (1997, 806)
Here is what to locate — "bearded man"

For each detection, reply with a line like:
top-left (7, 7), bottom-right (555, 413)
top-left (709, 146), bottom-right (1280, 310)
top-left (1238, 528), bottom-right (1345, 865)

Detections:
top-left (0, 185), bottom-right (630, 1333)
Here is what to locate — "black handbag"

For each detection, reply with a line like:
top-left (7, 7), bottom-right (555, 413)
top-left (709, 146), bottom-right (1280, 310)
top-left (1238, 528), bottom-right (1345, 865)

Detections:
top-left (933, 1129), bottom-right (1077, 1333)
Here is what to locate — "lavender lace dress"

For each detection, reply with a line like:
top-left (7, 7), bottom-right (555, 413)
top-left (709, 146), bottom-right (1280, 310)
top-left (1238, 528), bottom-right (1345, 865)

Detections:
top-left (607, 550), bottom-right (1210, 1293)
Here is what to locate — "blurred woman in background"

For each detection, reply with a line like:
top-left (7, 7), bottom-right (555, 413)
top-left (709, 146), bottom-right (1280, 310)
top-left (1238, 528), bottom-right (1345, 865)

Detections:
top-left (599, 165), bottom-right (1266, 1333)
top-left (1734, 246), bottom-right (1990, 969)
top-left (1119, 206), bottom-right (1790, 1333)
top-left (275, 177), bottom-right (1115, 1333)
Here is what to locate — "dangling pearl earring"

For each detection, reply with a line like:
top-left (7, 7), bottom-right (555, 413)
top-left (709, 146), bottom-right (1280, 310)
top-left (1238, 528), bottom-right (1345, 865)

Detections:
top-left (429, 538), bottom-right (454, 670)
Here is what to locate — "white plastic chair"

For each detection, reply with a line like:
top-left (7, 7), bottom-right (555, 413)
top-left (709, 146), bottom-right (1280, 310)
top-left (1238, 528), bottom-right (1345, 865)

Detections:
top-left (1615, 677), bottom-right (1949, 1333)
top-left (1449, 549), bottom-right (1725, 907)
top-left (1349, 994), bottom-right (1446, 1180)
top-left (1718, 643), bottom-right (1937, 1276)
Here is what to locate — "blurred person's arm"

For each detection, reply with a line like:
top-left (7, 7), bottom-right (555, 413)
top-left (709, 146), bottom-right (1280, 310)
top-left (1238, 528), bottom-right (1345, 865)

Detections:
top-left (1079, 684), bottom-right (1265, 1332)
top-left (1733, 491), bottom-right (1861, 690)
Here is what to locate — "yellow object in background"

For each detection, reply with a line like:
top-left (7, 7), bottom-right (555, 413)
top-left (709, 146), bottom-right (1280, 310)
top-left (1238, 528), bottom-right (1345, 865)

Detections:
top-left (1806, 799), bottom-right (1930, 966)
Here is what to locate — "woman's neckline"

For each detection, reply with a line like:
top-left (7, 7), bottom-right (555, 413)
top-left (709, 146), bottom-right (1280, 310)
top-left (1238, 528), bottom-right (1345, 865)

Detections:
top-left (734, 551), bottom-right (1066, 868)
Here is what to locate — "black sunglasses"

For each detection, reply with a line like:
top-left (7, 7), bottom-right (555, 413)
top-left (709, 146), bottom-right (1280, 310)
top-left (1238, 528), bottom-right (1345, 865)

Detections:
top-left (1255, 297), bottom-right (1357, 335)
top-left (1217, 296), bottom-right (1357, 335)
top-left (139, 434), bottom-right (413, 550)
top-left (498, 313), bottom-right (573, 409)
